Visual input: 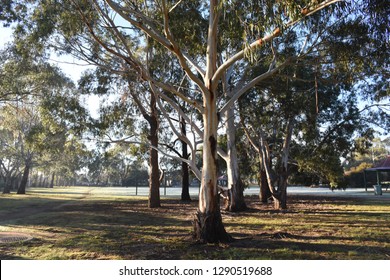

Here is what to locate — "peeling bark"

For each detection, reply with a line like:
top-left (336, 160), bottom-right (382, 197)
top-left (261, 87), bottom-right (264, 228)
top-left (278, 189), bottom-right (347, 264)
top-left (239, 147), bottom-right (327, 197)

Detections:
top-left (194, 80), bottom-right (231, 243)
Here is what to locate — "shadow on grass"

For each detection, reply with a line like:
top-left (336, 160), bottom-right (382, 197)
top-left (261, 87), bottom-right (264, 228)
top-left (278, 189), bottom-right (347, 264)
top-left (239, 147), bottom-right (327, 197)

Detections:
top-left (0, 197), bottom-right (194, 259)
top-left (227, 235), bottom-right (390, 260)
top-left (1, 193), bottom-right (390, 260)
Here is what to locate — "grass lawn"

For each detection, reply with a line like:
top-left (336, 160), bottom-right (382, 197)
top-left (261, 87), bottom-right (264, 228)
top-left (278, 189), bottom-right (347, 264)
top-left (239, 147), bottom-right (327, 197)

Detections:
top-left (1, 186), bottom-right (389, 260)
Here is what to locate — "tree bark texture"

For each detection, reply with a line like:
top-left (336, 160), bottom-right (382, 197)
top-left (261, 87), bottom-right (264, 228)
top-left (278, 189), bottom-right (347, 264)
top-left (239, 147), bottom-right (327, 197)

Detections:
top-left (193, 207), bottom-right (233, 243)
top-left (225, 153), bottom-right (247, 212)
top-left (193, 80), bottom-right (232, 242)
top-left (259, 168), bottom-right (272, 203)
top-left (17, 158), bottom-right (32, 194)
top-left (180, 117), bottom-right (191, 201)
top-left (225, 104), bottom-right (247, 212)
top-left (194, 103), bottom-right (232, 243)
top-left (193, 0), bottom-right (232, 243)
top-left (148, 94), bottom-right (161, 208)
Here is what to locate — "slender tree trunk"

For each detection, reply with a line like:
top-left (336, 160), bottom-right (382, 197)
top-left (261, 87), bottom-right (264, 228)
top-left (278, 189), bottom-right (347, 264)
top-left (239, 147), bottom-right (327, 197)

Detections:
top-left (180, 117), bottom-right (191, 201)
top-left (43, 177), bottom-right (48, 188)
top-left (148, 94), bottom-right (161, 208)
top-left (273, 173), bottom-right (288, 210)
top-left (225, 105), bottom-right (247, 212)
top-left (17, 158), bottom-right (32, 194)
top-left (3, 176), bottom-right (12, 194)
top-left (274, 118), bottom-right (294, 210)
top-left (260, 118), bottom-right (294, 210)
top-left (2, 167), bottom-right (18, 194)
top-left (38, 174), bottom-right (43, 187)
top-left (259, 168), bottom-right (272, 203)
top-left (49, 172), bottom-right (55, 188)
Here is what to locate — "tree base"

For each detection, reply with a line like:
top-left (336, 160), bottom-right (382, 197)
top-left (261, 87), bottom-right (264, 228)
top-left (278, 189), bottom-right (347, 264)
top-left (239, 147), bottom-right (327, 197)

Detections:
top-left (226, 189), bottom-right (247, 212)
top-left (227, 201), bottom-right (247, 212)
top-left (181, 191), bottom-right (192, 202)
top-left (193, 209), bottom-right (234, 243)
top-left (273, 197), bottom-right (287, 210)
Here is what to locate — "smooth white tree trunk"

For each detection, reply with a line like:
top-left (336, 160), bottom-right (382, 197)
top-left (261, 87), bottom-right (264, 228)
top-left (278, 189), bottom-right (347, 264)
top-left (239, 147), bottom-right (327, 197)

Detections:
top-left (225, 104), bottom-right (247, 211)
top-left (193, 0), bottom-right (231, 243)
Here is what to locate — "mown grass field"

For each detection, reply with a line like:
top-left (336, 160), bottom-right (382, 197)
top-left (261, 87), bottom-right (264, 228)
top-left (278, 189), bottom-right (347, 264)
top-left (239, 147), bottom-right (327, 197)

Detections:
top-left (1, 187), bottom-right (389, 259)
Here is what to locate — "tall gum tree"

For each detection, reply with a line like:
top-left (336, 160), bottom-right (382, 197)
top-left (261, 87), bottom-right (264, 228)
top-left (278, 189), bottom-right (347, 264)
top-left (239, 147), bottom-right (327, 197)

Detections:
top-left (10, 0), bottom-right (343, 242)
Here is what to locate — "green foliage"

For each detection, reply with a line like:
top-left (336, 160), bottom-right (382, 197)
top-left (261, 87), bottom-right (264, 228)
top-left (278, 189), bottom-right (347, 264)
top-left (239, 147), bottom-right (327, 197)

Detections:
top-left (0, 0), bottom-right (28, 26)
top-left (344, 137), bottom-right (390, 172)
top-left (168, 0), bottom-right (208, 56)
top-left (0, 38), bottom-right (91, 190)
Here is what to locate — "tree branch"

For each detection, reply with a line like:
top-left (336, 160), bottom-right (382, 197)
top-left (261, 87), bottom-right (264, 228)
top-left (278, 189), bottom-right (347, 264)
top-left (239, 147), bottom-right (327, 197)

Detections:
top-left (219, 58), bottom-right (291, 115)
top-left (212, 0), bottom-right (342, 86)
top-left (105, 0), bottom-right (207, 90)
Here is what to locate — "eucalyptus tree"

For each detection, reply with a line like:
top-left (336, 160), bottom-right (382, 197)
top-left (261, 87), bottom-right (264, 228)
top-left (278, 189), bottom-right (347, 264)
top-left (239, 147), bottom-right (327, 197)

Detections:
top-left (156, 99), bottom-right (194, 201)
top-left (291, 0), bottom-right (390, 189)
top-left (79, 66), bottom-right (164, 207)
top-left (239, 51), bottom-right (340, 208)
top-left (0, 101), bottom-right (50, 194)
top-left (0, 42), bottom-right (88, 193)
top-left (0, 46), bottom-right (38, 103)
top-left (11, 0), bottom-right (346, 242)
top-left (238, 0), bottom-right (389, 209)
top-left (0, 108), bottom-right (24, 193)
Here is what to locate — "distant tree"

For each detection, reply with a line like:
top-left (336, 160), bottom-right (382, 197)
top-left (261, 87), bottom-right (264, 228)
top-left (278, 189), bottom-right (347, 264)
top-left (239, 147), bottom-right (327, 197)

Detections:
top-left (345, 137), bottom-right (390, 171)
top-left (0, 111), bottom-right (23, 193)
top-left (0, 43), bottom-right (88, 193)
top-left (79, 67), bottom-right (163, 207)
